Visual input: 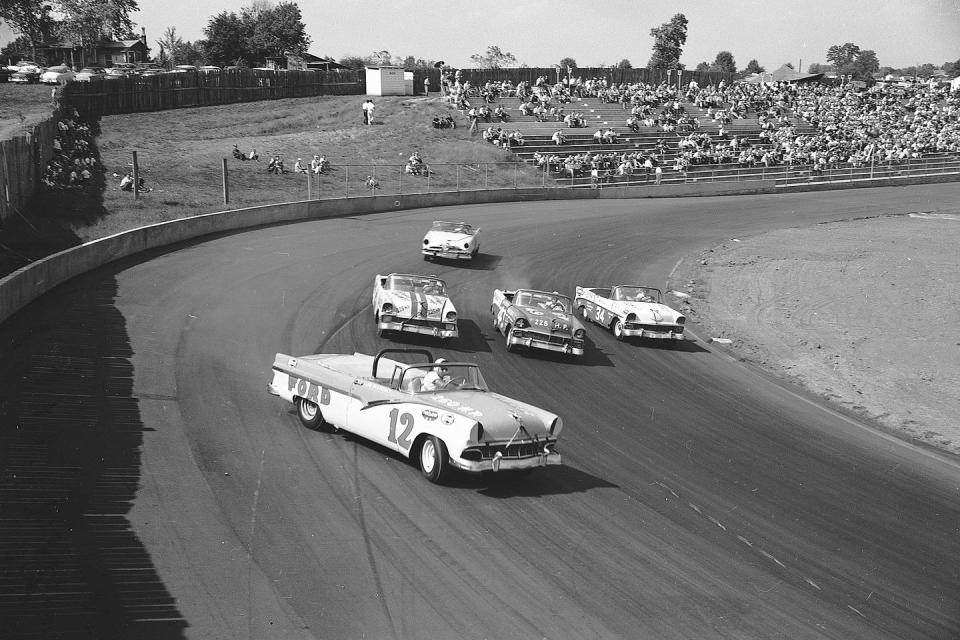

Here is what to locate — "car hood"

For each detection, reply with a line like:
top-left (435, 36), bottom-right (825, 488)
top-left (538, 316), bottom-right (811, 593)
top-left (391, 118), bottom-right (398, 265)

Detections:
top-left (420, 390), bottom-right (558, 440)
top-left (616, 301), bottom-right (684, 323)
top-left (425, 230), bottom-right (474, 245)
top-left (382, 290), bottom-right (453, 319)
top-left (515, 305), bottom-right (580, 334)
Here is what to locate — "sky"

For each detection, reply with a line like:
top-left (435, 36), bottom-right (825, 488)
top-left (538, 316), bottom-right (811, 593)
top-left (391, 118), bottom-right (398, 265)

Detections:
top-left (3, 0), bottom-right (959, 71)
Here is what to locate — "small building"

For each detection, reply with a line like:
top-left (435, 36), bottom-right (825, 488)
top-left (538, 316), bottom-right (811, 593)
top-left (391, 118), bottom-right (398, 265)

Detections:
top-left (286, 52), bottom-right (349, 71)
top-left (365, 66), bottom-right (411, 96)
top-left (34, 30), bottom-right (149, 68)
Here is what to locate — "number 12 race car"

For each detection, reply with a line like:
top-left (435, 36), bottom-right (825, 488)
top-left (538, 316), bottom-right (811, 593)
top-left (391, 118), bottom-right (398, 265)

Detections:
top-left (267, 349), bottom-right (563, 483)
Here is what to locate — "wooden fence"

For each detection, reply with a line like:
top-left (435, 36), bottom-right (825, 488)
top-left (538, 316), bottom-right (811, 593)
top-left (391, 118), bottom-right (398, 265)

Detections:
top-left (0, 110), bottom-right (60, 226)
top-left (62, 68), bottom-right (366, 118)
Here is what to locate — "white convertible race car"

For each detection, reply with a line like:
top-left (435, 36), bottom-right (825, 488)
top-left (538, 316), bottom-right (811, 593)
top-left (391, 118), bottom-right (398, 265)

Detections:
top-left (268, 348), bottom-right (563, 483)
top-left (574, 284), bottom-right (685, 341)
top-left (373, 273), bottom-right (458, 341)
top-left (422, 220), bottom-right (481, 261)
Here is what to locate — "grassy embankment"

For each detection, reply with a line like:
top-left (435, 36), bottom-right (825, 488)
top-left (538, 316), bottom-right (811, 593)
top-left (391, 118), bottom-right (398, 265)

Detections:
top-left (0, 87), bottom-right (547, 273)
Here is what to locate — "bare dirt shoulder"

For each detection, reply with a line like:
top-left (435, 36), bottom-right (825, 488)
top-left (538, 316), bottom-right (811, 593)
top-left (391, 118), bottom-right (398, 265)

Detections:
top-left (669, 212), bottom-right (960, 455)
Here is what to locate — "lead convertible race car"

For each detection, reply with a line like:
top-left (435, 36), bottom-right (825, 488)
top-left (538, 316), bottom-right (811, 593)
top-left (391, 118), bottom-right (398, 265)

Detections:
top-left (422, 220), bottom-right (481, 261)
top-left (373, 273), bottom-right (458, 341)
top-left (267, 349), bottom-right (563, 483)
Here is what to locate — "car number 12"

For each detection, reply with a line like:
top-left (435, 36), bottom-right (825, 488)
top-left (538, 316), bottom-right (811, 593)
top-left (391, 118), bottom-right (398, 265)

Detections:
top-left (388, 408), bottom-right (414, 450)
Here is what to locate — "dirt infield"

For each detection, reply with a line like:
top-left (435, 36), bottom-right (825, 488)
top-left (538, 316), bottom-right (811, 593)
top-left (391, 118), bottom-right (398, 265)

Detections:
top-left (672, 211), bottom-right (960, 455)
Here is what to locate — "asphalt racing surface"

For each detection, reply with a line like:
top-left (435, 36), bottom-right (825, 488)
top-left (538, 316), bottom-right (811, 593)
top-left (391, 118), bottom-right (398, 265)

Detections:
top-left (2, 183), bottom-right (959, 640)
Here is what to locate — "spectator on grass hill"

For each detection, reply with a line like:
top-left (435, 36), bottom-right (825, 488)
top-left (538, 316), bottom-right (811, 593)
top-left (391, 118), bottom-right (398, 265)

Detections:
top-left (294, 158), bottom-right (308, 174)
top-left (365, 175), bottom-right (380, 189)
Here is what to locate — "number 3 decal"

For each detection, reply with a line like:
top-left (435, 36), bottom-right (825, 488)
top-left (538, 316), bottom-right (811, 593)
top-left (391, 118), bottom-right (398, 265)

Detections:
top-left (388, 408), bottom-right (414, 450)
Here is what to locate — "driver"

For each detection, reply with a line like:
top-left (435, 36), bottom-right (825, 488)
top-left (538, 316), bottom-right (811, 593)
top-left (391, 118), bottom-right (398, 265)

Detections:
top-left (422, 358), bottom-right (452, 391)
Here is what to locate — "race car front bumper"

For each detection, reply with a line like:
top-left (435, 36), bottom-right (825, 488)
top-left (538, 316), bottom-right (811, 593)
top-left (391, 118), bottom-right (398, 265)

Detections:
top-left (423, 248), bottom-right (473, 260)
top-left (451, 449), bottom-right (562, 473)
top-left (621, 327), bottom-right (685, 339)
top-left (506, 330), bottom-right (584, 356)
top-left (379, 318), bottom-right (458, 339)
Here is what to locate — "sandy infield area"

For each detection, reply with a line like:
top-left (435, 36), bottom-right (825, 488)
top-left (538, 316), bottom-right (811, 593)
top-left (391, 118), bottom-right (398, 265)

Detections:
top-left (671, 212), bottom-right (960, 455)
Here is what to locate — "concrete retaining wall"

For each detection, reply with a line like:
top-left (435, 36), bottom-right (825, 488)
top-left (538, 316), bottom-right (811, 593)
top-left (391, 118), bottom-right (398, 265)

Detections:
top-left (0, 179), bottom-right (773, 325)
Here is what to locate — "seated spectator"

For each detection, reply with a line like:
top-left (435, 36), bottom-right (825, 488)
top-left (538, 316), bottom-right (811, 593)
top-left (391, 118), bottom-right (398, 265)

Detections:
top-left (294, 158), bottom-right (308, 174)
top-left (593, 129), bottom-right (603, 144)
top-left (493, 104), bottom-right (508, 122)
top-left (232, 144), bottom-right (246, 160)
top-left (364, 175), bottom-right (380, 189)
top-left (508, 130), bottom-right (524, 147)
top-left (626, 116), bottom-right (640, 133)
top-left (551, 130), bottom-right (567, 145)
top-left (248, 148), bottom-right (260, 161)
top-left (602, 128), bottom-right (618, 144)
top-left (267, 155), bottom-right (285, 174)
top-left (119, 172), bottom-right (134, 191)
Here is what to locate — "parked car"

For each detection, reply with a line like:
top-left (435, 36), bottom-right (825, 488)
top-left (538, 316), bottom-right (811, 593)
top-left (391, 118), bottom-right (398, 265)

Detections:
top-left (73, 67), bottom-right (106, 82)
top-left (373, 273), bottom-right (458, 341)
top-left (422, 220), bottom-right (481, 261)
top-left (6, 60), bottom-right (41, 73)
top-left (104, 67), bottom-right (130, 79)
top-left (491, 288), bottom-right (586, 355)
top-left (40, 65), bottom-right (75, 84)
top-left (267, 348), bottom-right (563, 483)
top-left (198, 65), bottom-right (222, 73)
top-left (574, 285), bottom-right (686, 342)
top-left (10, 69), bottom-right (43, 83)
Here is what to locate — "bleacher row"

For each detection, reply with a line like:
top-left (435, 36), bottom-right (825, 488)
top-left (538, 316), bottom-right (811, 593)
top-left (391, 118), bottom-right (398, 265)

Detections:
top-left (456, 94), bottom-right (857, 188)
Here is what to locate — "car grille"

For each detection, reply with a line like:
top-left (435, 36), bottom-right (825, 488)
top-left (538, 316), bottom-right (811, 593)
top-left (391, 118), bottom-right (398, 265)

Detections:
top-left (461, 439), bottom-right (557, 461)
top-left (626, 323), bottom-right (683, 333)
top-left (527, 330), bottom-right (571, 345)
top-left (401, 318), bottom-right (441, 327)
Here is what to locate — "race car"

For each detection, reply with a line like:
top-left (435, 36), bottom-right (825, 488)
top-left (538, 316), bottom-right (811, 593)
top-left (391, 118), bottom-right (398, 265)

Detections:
top-left (267, 348), bottom-right (563, 483)
top-left (422, 220), bottom-right (480, 261)
top-left (491, 288), bottom-right (586, 356)
top-left (574, 285), bottom-right (685, 341)
top-left (373, 273), bottom-right (458, 341)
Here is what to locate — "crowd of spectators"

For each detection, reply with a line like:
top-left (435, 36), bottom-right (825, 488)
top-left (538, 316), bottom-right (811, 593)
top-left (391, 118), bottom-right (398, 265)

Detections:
top-left (40, 108), bottom-right (102, 191)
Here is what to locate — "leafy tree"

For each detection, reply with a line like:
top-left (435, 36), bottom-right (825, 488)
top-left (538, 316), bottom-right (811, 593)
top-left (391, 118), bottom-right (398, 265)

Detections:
top-left (647, 13), bottom-right (687, 71)
top-left (245, 1), bottom-right (310, 60)
top-left (807, 62), bottom-right (833, 74)
top-left (710, 50), bottom-right (736, 73)
top-left (614, 58), bottom-right (632, 69)
top-left (57, 0), bottom-right (139, 41)
top-left (156, 26), bottom-right (186, 67)
top-left (559, 56), bottom-right (577, 70)
top-left (0, 0), bottom-right (55, 60)
top-left (857, 50), bottom-right (879, 74)
top-left (743, 59), bottom-right (764, 75)
top-left (469, 45), bottom-right (517, 69)
top-left (941, 59), bottom-right (960, 75)
top-left (338, 55), bottom-right (366, 70)
top-left (203, 11), bottom-right (247, 67)
top-left (826, 42), bottom-right (860, 69)
top-left (695, 61), bottom-right (709, 72)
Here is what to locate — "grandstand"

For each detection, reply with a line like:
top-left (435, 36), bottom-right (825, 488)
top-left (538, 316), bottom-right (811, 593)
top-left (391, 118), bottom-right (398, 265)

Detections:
top-left (450, 78), bottom-right (960, 189)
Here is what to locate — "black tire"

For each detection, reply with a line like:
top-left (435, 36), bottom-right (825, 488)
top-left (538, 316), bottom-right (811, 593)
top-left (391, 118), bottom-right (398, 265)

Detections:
top-left (297, 397), bottom-right (326, 430)
top-left (613, 319), bottom-right (626, 341)
top-left (505, 325), bottom-right (518, 352)
top-left (418, 435), bottom-right (449, 483)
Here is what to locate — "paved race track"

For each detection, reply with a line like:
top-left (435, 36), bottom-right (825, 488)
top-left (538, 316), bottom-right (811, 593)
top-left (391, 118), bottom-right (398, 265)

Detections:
top-left (2, 183), bottom-right (959, 640)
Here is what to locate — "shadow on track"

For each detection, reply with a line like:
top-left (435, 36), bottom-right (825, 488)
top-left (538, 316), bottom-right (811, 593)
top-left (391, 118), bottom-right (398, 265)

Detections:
top-left (0, 266), bottom-right (187, 639)
top-left (424, 253), bottom-right (503, 271)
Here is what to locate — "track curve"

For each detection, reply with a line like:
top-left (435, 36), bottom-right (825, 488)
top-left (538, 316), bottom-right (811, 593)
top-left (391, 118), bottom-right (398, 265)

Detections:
top-left (3, 183), bottom-right (959, 639)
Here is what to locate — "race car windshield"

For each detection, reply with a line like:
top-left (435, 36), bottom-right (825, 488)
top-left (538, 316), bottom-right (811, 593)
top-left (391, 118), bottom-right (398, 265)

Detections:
top-left (519, 291), bottom-right (572, 313)
top-left (432, 221), bottom-right (473, 234)
top-left (388, 276), bottom-right (445, 294)
top-left (403, 363), bottom-right (488, 393)
top-left (615, 286), bottom-right (660, 303)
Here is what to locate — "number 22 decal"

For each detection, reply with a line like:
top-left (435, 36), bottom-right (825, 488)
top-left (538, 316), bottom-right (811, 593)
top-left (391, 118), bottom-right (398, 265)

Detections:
top-left (388, 408), bottom-right (414, 450)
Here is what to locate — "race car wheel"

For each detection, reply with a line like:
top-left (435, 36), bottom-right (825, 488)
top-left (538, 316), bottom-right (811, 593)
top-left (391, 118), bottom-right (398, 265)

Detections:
top-left (297, 397), bottom-right (326, 430)
top-left (505, 325), bottom-right (518, 352)
top-left (419, 435), bottom-right (448, 483)
top-left (613, 319), bottom-right (626, 341)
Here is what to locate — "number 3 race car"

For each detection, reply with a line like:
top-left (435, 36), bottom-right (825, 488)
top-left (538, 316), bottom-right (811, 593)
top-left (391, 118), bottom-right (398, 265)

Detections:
top-left (422, 220), bottom-right (481, 261)
top-left (267, 349), bottom-right (563, 483)
top-left (491, 288), bottom-right (586, 356)
top-left (373, 273), bottom-right (458, 341)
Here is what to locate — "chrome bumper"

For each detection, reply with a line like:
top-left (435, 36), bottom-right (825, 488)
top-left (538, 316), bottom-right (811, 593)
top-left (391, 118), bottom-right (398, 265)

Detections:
top-left (423, 249), bottom-right (472, 260)
top-left (451, 451), bottom-right (563, 473)
top-left (623, 328), bottom-right (684, 339)
top-left (506, 334), bottom-right (584, 356)
top-left (379, 320), bottom-right (458, 339)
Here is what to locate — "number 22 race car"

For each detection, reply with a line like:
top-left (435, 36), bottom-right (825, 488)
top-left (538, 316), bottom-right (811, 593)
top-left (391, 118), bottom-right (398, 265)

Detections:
top-left (267, 349), bottom-right (563, 483)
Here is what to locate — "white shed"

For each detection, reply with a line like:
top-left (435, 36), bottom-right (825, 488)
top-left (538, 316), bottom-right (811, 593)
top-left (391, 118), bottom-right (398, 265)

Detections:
top-left (365, 66), bottom-right (411, 96)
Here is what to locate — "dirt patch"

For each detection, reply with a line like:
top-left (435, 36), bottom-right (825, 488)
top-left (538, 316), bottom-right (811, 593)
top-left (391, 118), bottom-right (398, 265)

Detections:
top-left (669, 212), bottom-right (960, 455)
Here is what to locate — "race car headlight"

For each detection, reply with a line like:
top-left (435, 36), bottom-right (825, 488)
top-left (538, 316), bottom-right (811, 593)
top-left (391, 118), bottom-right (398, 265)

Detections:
top-left (626, 313), bottom-right (638, 322)
top-left (463, 242), bottom-right (470, 249)
top-left (445, 311), bottom-right (457, 322)
top-left (549, 416), bottom-right (563, 436)
top-left (574, 329), bottom-right (585, 340)
top-left (382, 303), bottom-right (395, 314)
top-left (677, 316), bottom-right (685, 325)
top-left (514, 318), bottom-right (529, 329)
top-left (423, 238), bottom-right (429, 245)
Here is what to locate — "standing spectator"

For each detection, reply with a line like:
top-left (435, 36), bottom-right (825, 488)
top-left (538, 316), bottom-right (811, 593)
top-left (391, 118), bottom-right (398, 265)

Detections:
top-left (424, 76), bottom-right (431, 95)
top-left (362, 98), bottom-right (374, 124)
top-left (655, 165), bottom-right (663, 185)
